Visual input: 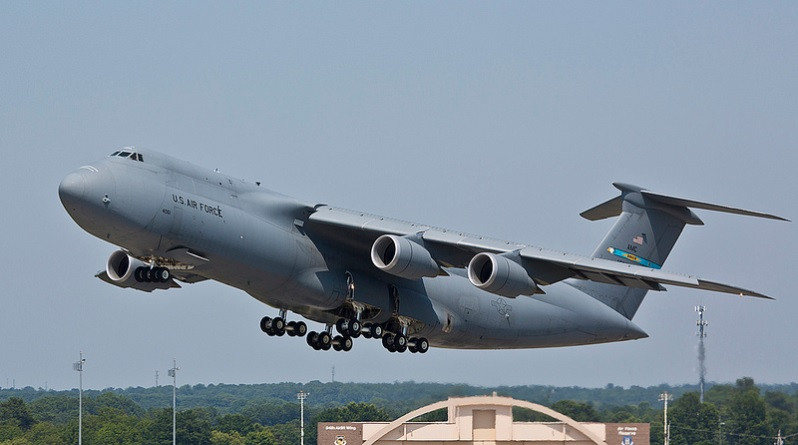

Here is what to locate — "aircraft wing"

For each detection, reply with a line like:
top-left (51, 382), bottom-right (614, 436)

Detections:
top-left (305, 206), bottom-right (773, 299)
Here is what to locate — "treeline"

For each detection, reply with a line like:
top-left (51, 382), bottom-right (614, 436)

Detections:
top-left (0, 378), bottom-right (795, 444)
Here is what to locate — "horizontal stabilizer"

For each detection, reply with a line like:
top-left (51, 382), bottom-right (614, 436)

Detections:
top-left (580, 196), bottom-right (623, 221)
top-left (641, 190), bottom-right (789, 222)
top-left (581, 182), bottom-right (789, 223)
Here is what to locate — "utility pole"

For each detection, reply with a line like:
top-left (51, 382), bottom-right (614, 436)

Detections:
top-left (297, 390), bottom-right (309, 445)
top-left (331, 366), bottom-right (335, 383)
top-left (155, 370), bottom-right (159, 387)
top-left (73, 352), bottom-right (86, 445)
top-left (775, 430), bottom-right (784, 445)
top-left (659, 392), bottom-right (673, 445)
top-left (168, 359), bottom-right (179, 445)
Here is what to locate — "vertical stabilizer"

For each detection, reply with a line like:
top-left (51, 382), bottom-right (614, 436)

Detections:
top-left (570, 183), bottom-right (786, 320)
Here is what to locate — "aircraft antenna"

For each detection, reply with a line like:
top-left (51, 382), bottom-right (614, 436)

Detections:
top-left (696, 305), bottom-right (708, 403)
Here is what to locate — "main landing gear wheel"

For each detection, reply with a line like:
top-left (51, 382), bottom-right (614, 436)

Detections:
top-left (135, 267), bottom-right (171, 283)
top-left (332, 335), bottom-right (354, 352)
top-left (286, 321), bottom-right (307, 337)
top-left (361, 323), bottom-right (383, 339)
top-left (381, 333), bottom-right (427, 353)
top-left (259, 316), bottom-right (286, 336)
top-left (336, 318), bottom-right (362, 338)
top-left (408, 337), bottom-right (429, 354)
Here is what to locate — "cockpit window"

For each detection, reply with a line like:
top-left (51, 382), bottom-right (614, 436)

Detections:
top-left (109, 150), bottom-right (144, 162)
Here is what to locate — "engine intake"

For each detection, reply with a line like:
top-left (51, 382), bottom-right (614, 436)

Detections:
top-left (106, 250), bottom-right (147, 284)
top-left (467, 252), bottom-right (538, 297)
top-left (370, 234), bottom-right (440, 280)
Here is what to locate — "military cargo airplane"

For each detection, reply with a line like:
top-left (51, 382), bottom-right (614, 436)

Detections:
top-left (59, 148), bottom-right (787, 354)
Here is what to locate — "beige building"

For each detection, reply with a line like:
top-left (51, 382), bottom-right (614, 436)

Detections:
top-left (318, 394), bottom-right (649, 445)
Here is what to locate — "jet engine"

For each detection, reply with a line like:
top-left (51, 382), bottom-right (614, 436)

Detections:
top-left (102, 250), bottom-right (175, 291)
top-left (467, 252), bottom-right (538, 297)
top-left (370, 234), bottom-right (440, 280)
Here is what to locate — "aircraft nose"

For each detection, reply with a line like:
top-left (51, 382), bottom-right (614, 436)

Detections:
top-left (58, 171), bottom-right (86, 210)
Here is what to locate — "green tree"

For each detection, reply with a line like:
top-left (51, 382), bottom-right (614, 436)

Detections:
top-left (668, 392), bottom-right (718, 445)
top-left (313, 402), bottom-right (391, 423)
top-left (550, 400), bottom-right (598, 422)
top-left (88, 408), bottom-right (142, 445)
top-left (244, 427), bottom-right (277, 445)
top-left (0, 398), bottom-right (35, 430)
top-left (268, 420), bottom-right (300, 444)
top-left (725, 379), bottom-right (767, 445)
top-left (0, 422), bottom-right (23, 442)
top-left (22, 422), bottom-right (66, 445)
top-left (210, 430), bottom-right (245, 445)
top-left (215, 414), bottom-right (257, 436)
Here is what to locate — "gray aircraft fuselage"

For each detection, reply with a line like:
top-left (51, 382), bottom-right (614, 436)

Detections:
top-left (59, 149), bottom-right (714, 352)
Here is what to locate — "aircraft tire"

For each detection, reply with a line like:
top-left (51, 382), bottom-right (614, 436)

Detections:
top-left (370, 324), bottom-right (384, 339)
top-left (336, 319), bottom-right (348, 335)
top-left (382, 334), bottom-right (393, 349)
top-left (417, 338), bottom-right (429, 354)
top-left (396, 342), bottom-right (407, 353)
top-left (361, 324), bottom-right (372, 339)
top-left (295, 321), bottom-right (307, 337)
top-left (307, 332), bottom-right (320, 349)
top-left (286, 321), bottom-right (297, 337)
top-left (332, 336), bottom-right (343, 351)
top-left (260, 316), bottom-right (272, 333)
top-left (134, 267), bottom-right (146, 282)
top-left (153, 267), bottom-right (170, 283)
top-left (318, 331), bottom-right (332, 348)
top-left (395, 335), bottom-right (407, 348)
top-left (341, 336), bottom-right (353, 352)
top-left (348, 319), bottom-right (361, 338)
top-left (272, 317), bottom-right (285, 336)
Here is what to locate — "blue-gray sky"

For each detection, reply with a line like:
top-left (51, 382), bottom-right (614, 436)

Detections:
top-left (1, 3), bottom-right (796, 391)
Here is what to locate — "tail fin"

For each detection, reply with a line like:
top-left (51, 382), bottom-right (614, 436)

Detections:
top-left (570, 183), bottom-right (787, 319)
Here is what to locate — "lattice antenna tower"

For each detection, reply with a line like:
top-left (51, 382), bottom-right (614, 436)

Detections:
top-left (695, 305), bottom-right (708, 403)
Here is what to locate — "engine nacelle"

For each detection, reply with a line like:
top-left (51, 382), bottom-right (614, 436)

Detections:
top-left (370, 234), bottom-right (440, 280)
top-left (106, 250), bottom-right (147, 284)
top-left (102, 250), bottom-right (174, 291)
top-left (467, 252), bottom-right (538, 297)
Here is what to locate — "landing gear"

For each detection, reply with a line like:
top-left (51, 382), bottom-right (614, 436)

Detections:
top-left (259, 316), bottom-right (285, 336)
top-left (408, 337), bottom-right (430, 354)
top-left (260, 310), bottom-right (306, 338)
top-left (379, 321), bottom-right (428, 354)
top-left (336, 318), bottom-right (362, 338)
top-left (306, 328), bottom-right (333, 351)
top-left (134, 266), bottom-right (171, 283)
top-left (360, 323), bottom-right (383, 339)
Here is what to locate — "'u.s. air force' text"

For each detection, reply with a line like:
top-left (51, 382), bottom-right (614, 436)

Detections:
top-left (172, 194), bottom-right (223, 218)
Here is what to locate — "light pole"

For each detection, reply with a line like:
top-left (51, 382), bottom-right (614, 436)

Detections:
top-left (168, 359), bottom-right (179, 445)
top-left (73, 352), bottom-right (86, 445)
top-left (659, 392), bottom-right (673, 445)
top-left (297, 390), bottom-right (309, 445)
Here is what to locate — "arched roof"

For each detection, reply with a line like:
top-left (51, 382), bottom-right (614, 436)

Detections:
top-left (363, 395), bottom-right (608, 445)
